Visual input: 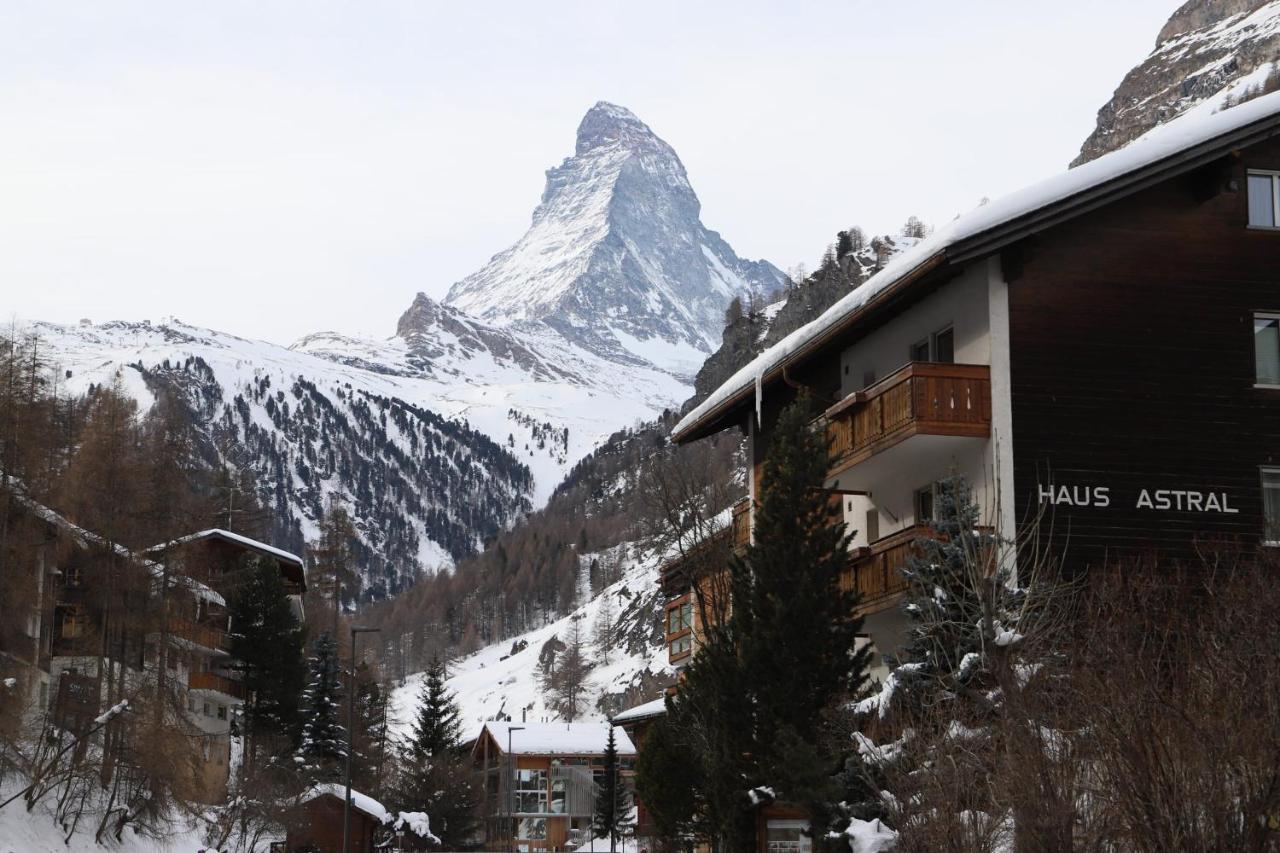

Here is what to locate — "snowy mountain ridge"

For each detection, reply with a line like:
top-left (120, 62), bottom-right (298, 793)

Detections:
top-left (1074, 0), bottom-right (1280, 164)
top-left (31, 318), bottom-right (680, 597)
top-left (23, 102), bottom-right (781, 598)
top-left (441, 101), bottom-right (785, 376)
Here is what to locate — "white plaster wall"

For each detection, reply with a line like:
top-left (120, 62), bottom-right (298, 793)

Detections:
top-left (838, 263), bottom-right (992, 398)
top-left (833, 441), bottom-right (997, 547)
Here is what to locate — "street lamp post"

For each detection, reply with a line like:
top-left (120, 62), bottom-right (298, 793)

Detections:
top-left (507, 725), bottom-right (524, 853)
top-left (343, 625), bottom-right (381, 853)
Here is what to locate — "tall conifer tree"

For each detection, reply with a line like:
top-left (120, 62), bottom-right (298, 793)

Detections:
top-left (408, 656), bottom-right (460, 763)
top-left (228, 556), bottom-right (306, 764)
top-left (392, 654), bottom-right (480, 849)
top-left (592, 726), bottom-right (633, 852)
top-left (297, 631), bottom-right (346, 782)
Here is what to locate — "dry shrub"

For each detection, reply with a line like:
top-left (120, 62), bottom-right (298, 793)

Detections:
top-left (879, 551), bottom-right (1280, 853)
top-left (1065, 556), bottom-right (1280, 852)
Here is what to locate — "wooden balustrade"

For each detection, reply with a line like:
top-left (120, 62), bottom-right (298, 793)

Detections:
top-left (168, 618), bottom-right (229, 653)
top-left (188, 671), bottom-right (245, 700)
top-left (840, 526), bottom-right (923, 614)
top-left (824, 362), bottom-right (991, 475)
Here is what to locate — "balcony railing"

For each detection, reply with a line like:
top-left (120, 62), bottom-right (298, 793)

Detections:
top-left (168, 618), bottom-right (229, 653)
top-left (842, 523), bottom-right (995, 614)
top-left (840, 526), bottom-right (920, 614)
top-left (824, 362), bottom-right (991, 476)
top-left (188, 671), bottom-right (246, 700)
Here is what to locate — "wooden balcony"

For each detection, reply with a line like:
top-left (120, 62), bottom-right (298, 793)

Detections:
top-left (824, 362), bottom-right (991, 476)
top-left (188, 671), bottom-right (246, 700)
top-left (840, 526), bottom-right (921, 615)
top-left (168, 618), bottom-right (229, 654)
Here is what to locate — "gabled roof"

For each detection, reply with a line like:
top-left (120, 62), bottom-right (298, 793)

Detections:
top-left (146, 528), bottom-right (306, 590)
top-left (301, 783), bottom-right (390, 823)
top-left (479, 721), bottom-right (637, 756)
top-left (3, 476), bottom-right (225, 607)
top-left (673, 89), bottom-right (1280, 443)
top-left (147, 528), bottom-right (303, 566)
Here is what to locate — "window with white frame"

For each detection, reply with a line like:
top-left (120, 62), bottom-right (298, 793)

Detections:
top-left (1248, 170), bottom-right (1280, 228)
top-left (1263, 468), bottom-right (1280, 545)
top-left (513, 768), bottom-right (548, 814)
top-left (1256, 313), bottom-right (1280, 386)
top-left (909, 325), bottom-right (955, 364)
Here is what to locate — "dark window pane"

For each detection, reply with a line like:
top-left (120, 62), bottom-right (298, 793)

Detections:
top-left (934, 327), bottom-right (955, 363)
top-left (1248, 174), bottom-right (1275, 227)
top-left (1264, 469), bottom-right (1280, 543)
top-left (909, 339), bottom-right (930, 362)
top-left (1256, 316), bottom-right (1280, 385)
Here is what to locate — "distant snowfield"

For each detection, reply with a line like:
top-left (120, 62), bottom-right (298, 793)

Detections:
top-left (30, 318), bottom-right (687, 554)
top-left (389, 539), bottom-right (673, 742)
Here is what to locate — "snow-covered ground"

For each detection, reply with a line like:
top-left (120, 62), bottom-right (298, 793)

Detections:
top-left (0, 780), bottom-right (218, 853)
top-left (389, 540), bottom-right (672, 742)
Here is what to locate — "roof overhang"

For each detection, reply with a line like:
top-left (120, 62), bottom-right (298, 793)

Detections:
top-left (672, 103), bottom-right (1280, 446)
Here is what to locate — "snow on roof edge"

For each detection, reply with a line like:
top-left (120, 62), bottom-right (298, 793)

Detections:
top-left (611, 696), bottom-right (668, 723)
top-left (1, 477), bottom-right (227, 608)
top-left (673, 89), bottom-right (1280, 441)
top-left (480, 721), bottom-right (637, 755)
top-left (148, 528), bottom-right (305, 567)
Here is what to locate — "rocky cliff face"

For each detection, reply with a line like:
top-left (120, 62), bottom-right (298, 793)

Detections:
top-left (688, 234), bottom-right (916, 411)
top-left (441, 102), bottom-right (784, 376)
top-left (1074, 0), bottom-right (1280, 165)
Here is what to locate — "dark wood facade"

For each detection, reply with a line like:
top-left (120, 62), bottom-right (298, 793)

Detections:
top-left (1007, 138), bottom-right (1280, 570)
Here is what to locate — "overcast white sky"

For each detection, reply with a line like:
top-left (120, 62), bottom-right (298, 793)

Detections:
top-left (1, 1), bottom-right (1178, 344)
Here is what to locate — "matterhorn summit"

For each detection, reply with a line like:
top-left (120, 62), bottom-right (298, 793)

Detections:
top-left (439, 101), bottom-right (784, 376)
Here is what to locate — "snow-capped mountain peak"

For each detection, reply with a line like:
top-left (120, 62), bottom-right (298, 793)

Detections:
top-left (440, 101), bottom-right (784, 376)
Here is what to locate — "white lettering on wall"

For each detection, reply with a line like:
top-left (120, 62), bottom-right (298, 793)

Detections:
top-left (1044, 484), bottom-right (1239, 514)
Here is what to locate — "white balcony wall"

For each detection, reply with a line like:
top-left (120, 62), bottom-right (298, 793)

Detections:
top-left (837, 263), bottom-right (992, 399)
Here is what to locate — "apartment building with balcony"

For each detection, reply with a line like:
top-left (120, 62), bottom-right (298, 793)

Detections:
top-left (473, 721), bottom-right (637, 853)
top-left (665, 91), bottom-right (1280, 682)
top-left (144, 528), bottom-right (307, 801)
top-left (0, 479), bottom-right (307, 803)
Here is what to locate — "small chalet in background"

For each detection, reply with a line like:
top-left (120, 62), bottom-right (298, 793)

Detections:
top-left (473, 720), bottom-right (637, 852)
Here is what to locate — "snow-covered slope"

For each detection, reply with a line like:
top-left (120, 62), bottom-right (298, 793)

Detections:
top-left (389, 538), bottom-right (672, 739)
top-left (441, 102), bottom-right (785, 377)
top-left (32, 318), bottom-right (681, 597)
top-left (1074, 0), bottom-right (1280, 165)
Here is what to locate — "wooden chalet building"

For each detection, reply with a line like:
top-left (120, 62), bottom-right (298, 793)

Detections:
top-left (472, 721), bottom-right (637, 853)
top-left (665, 90), bottom-right (1280, 682)
top-left (0, 480), bottom-right (307, 804)
top-left (143, 527), bottom-right (307, 801)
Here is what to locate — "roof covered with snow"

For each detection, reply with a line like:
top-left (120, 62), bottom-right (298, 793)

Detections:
top-left (674, 89), bottom-right (1280, 442)
top-left (302, 783), bottom-right (391, 823)
top-left (480, 721), bottom-right (637, 756)
top-left (611, 696), bottom-right (668, 725)
top-left (148, 528), bottom-right (304, 567)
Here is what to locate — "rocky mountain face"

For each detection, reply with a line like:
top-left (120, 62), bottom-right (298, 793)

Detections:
top-left (440, 102), bottom-right (785, 376)
top-left (1074, 0), bottom-right (1280, 165)
top-left (688, 233), bottom-right (917, 410)
top-left (27, 102), bottom-right (779, 602)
